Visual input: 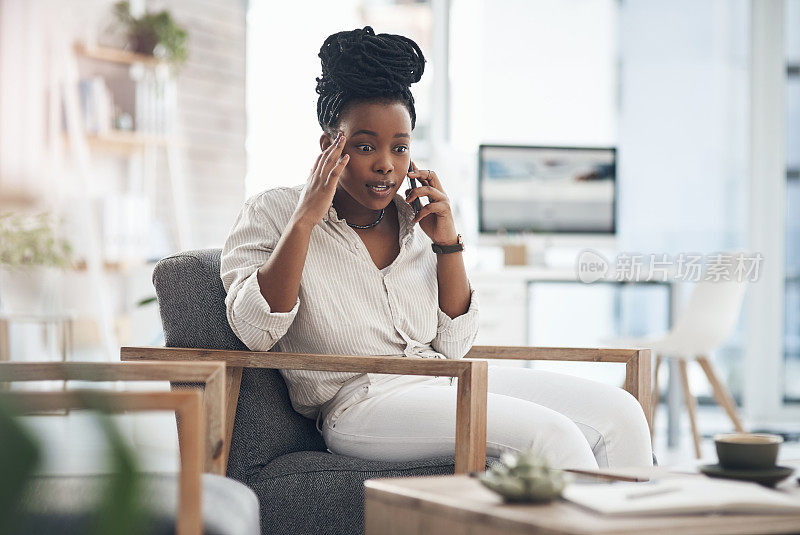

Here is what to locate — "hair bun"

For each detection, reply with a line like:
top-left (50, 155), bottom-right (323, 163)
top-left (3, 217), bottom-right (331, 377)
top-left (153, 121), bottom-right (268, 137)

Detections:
top-left (315, 26), bottom-right (426, 131)
top-left (316, 25), bottom-right (425, 98)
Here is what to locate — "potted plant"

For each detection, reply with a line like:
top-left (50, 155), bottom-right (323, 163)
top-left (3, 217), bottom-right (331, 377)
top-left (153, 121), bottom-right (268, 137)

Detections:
top-left (477, 448), bottom-right (572, 503)
top-left (0, 213), bottom-right (72, 314)
top-left (113, 1), bottom-right (188, 66)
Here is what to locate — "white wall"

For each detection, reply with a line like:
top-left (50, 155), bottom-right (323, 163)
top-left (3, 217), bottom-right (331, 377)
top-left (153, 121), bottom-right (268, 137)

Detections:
top-left (0, 0), bottom-right (50, 199)
top-left (476, 0), bottom-right (617, 147)
top-left (162, 0), bottom-right (248, 248)
top-left (246, 0), bottom-right (362, 196)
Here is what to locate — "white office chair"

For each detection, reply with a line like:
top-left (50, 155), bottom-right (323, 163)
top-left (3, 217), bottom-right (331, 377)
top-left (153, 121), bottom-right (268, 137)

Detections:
top-left (609, 277), bottom-right (748, 458)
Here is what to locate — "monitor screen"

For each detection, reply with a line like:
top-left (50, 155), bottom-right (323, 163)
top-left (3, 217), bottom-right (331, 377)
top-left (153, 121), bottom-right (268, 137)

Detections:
top-left (478, 145), bottom-right (616, 234)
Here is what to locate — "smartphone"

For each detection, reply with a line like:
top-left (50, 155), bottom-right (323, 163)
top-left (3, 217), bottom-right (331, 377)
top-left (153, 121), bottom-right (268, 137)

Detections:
top-left (407, 163), bottom-right (423, 215)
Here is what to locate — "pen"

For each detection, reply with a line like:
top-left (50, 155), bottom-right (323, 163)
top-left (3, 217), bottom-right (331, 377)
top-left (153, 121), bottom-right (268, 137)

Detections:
top-left (625, 486), bottom-right (681, 500)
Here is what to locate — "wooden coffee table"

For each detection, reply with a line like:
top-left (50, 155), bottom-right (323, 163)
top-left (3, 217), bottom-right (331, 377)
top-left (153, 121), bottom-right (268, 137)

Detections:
top-left (364, 465), bottom-right (800, 535)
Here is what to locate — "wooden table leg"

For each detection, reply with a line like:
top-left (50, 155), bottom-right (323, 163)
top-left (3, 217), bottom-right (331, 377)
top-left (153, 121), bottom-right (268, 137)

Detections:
top-left (59, 320), bottom-right (69, 395)
top-left (678, 359), bottom-right (702, 459)
top-left (0, 318), bottom-right (9, 363)
top-left (0, 318), bottom-right (8, 391)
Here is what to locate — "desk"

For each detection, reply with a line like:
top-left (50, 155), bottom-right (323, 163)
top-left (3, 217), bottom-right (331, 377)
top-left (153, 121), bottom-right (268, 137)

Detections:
top-left (470, 266), bottom-right (681, 446)
top-left (365, 465), bottom-right (800, 535)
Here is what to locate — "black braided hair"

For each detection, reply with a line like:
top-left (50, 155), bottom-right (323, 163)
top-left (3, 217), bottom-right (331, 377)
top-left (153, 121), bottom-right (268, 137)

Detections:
top-left (315, 26), bottom-right (426, 135)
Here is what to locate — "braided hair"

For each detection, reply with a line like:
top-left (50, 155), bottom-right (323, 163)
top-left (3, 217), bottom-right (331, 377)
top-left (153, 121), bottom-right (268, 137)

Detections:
top-left (315, 26), bottom-right (426, 135)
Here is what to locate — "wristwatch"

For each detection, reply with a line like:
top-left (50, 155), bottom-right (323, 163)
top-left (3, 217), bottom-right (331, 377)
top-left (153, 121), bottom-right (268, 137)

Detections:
top-left (431, 234), bottom-right (464, 254)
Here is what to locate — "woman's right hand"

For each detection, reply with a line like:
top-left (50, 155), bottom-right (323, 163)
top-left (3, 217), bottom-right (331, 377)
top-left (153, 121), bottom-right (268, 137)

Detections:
top-left (293, 131), bottom-right (349, 227)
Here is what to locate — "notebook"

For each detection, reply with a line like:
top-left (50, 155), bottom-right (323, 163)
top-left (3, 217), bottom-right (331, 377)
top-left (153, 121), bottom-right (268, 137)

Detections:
top-left (563, 478), bottom-right (800, 516)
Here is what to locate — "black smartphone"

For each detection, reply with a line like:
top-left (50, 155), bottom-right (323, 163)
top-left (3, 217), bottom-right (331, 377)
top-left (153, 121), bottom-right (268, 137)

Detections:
top-left (407, 163), bottom-right (422, 215)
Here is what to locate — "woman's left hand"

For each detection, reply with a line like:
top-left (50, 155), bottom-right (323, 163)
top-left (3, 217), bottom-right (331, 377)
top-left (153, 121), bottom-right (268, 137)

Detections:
top-left (404, 161), bottom-right (460, 246)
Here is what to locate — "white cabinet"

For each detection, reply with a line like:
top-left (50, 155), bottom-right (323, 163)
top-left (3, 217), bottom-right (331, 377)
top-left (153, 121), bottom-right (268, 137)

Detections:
top-left (470, 275), bottom-right (528, 346)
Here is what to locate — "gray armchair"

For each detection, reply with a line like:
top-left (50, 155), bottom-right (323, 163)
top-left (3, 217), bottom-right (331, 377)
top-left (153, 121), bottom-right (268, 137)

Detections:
top-left (123, 249), bottom-right (652, 535)
top-left (127, 249), bottom-right (498, 535)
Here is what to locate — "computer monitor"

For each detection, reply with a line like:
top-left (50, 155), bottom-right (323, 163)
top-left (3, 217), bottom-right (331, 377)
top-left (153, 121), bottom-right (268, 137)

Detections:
top-left (478, 145), bottom-right (617, 235)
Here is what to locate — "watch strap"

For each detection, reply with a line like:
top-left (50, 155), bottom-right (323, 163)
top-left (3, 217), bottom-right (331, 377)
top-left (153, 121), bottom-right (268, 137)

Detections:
top-left (431, 234), bottom-right (464, 254)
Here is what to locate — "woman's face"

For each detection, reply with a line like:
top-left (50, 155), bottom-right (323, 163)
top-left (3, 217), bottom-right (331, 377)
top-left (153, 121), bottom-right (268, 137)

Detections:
top-left (323, 101), bottom-right (412, 211)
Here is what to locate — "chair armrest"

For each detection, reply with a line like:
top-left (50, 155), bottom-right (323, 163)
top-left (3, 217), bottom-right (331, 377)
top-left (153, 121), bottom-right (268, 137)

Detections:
top-left (0, 362), bottom-right (226, 475)
top-left (465, 346), bottom-right (652, 431)
top-left (0, 389), bottom-right (204, 535)
top-left (122, 346), bottom-right (477, 376)
top-left (121, 347), bottom-right (488, 475)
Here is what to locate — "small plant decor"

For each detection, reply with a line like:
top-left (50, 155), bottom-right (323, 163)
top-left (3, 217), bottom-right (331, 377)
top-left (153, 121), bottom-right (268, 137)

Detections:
top-left (477, 448), bottom-right (572, 503)
top-left (113, 1), bottom-right (188, 66)
top-left (0, 213), bottom-right (72, 269)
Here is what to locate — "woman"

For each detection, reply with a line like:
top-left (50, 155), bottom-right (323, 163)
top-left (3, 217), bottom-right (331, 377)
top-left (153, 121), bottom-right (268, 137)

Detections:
top-left (221, 26), bottom-right (652, 469)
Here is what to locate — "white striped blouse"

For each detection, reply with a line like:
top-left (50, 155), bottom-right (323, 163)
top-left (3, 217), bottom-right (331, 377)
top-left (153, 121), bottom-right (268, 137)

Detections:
top-left (220, 184), bottom-right (480, 423)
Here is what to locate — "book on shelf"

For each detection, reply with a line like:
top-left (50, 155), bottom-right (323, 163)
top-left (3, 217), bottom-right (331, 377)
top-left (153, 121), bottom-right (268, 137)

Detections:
top-left (76, 76), bottom-right (113, 134)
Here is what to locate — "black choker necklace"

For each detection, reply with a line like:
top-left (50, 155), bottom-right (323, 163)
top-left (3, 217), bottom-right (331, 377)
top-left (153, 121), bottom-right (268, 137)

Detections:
top-left (346, 208), bottom-right (385, 229)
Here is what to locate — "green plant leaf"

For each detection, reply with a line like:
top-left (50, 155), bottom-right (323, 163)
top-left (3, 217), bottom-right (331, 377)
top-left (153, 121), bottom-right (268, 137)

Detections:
top-left (136, 296), bottom-right (158, 307)
top-left (0, 212), bottom-right (73, 268)
top-left (112, 1), bottom-right (188, 66)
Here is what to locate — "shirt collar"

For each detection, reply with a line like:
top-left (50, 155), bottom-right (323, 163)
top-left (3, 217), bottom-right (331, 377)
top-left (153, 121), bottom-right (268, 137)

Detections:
top-left (322, 192), bottom-right (416, 240)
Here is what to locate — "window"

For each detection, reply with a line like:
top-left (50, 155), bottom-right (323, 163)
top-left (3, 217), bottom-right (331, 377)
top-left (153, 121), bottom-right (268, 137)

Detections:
top-left (784, 0), bottom-right (800, 403)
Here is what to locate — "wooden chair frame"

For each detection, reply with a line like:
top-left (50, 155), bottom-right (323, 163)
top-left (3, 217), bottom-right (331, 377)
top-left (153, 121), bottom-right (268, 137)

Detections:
top-left (0, 389), bottom-right (204, 535)
top-left (121, 345), bottom-right (651, 475)
top-left (0, 361), bottom-right (227, 475)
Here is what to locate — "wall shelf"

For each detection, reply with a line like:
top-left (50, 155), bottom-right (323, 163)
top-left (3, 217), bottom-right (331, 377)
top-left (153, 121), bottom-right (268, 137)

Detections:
top-left (64, 131), bottom-right (178, 154)
top-left (0, 187), bottom-right (38, 208)
top-left (86, 130), bottom-right (176, 149)
top-left (74, 42), bottom-right (163, 67)
top-left (71, 259), bottom-right (154, 274)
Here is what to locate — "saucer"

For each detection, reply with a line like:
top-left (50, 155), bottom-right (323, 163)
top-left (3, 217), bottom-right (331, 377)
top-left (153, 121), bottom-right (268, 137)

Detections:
top-left (699, 464), bottom-right (795, 487)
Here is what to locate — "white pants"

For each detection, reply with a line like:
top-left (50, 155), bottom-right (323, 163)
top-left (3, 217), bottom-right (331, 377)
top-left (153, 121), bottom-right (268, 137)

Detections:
top-left (321, 365), bottom-right (653, 469)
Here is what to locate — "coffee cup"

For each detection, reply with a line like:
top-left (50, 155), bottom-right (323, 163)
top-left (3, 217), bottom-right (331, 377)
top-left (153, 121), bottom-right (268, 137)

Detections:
top-left (714, 433), bottom-right (782, 470)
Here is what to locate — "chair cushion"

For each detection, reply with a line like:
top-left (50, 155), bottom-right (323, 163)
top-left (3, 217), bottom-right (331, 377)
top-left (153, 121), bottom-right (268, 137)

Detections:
top-left (227, 368), bottom-right (327, 482)
top-left (245, 451), bottom-right (500, 535)
top-left (17, 473), bottom-right (260, 535)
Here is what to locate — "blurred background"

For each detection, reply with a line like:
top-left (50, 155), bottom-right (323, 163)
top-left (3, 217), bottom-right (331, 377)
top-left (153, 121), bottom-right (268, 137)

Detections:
top-left (0, 0), bottom-right (797, 471)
